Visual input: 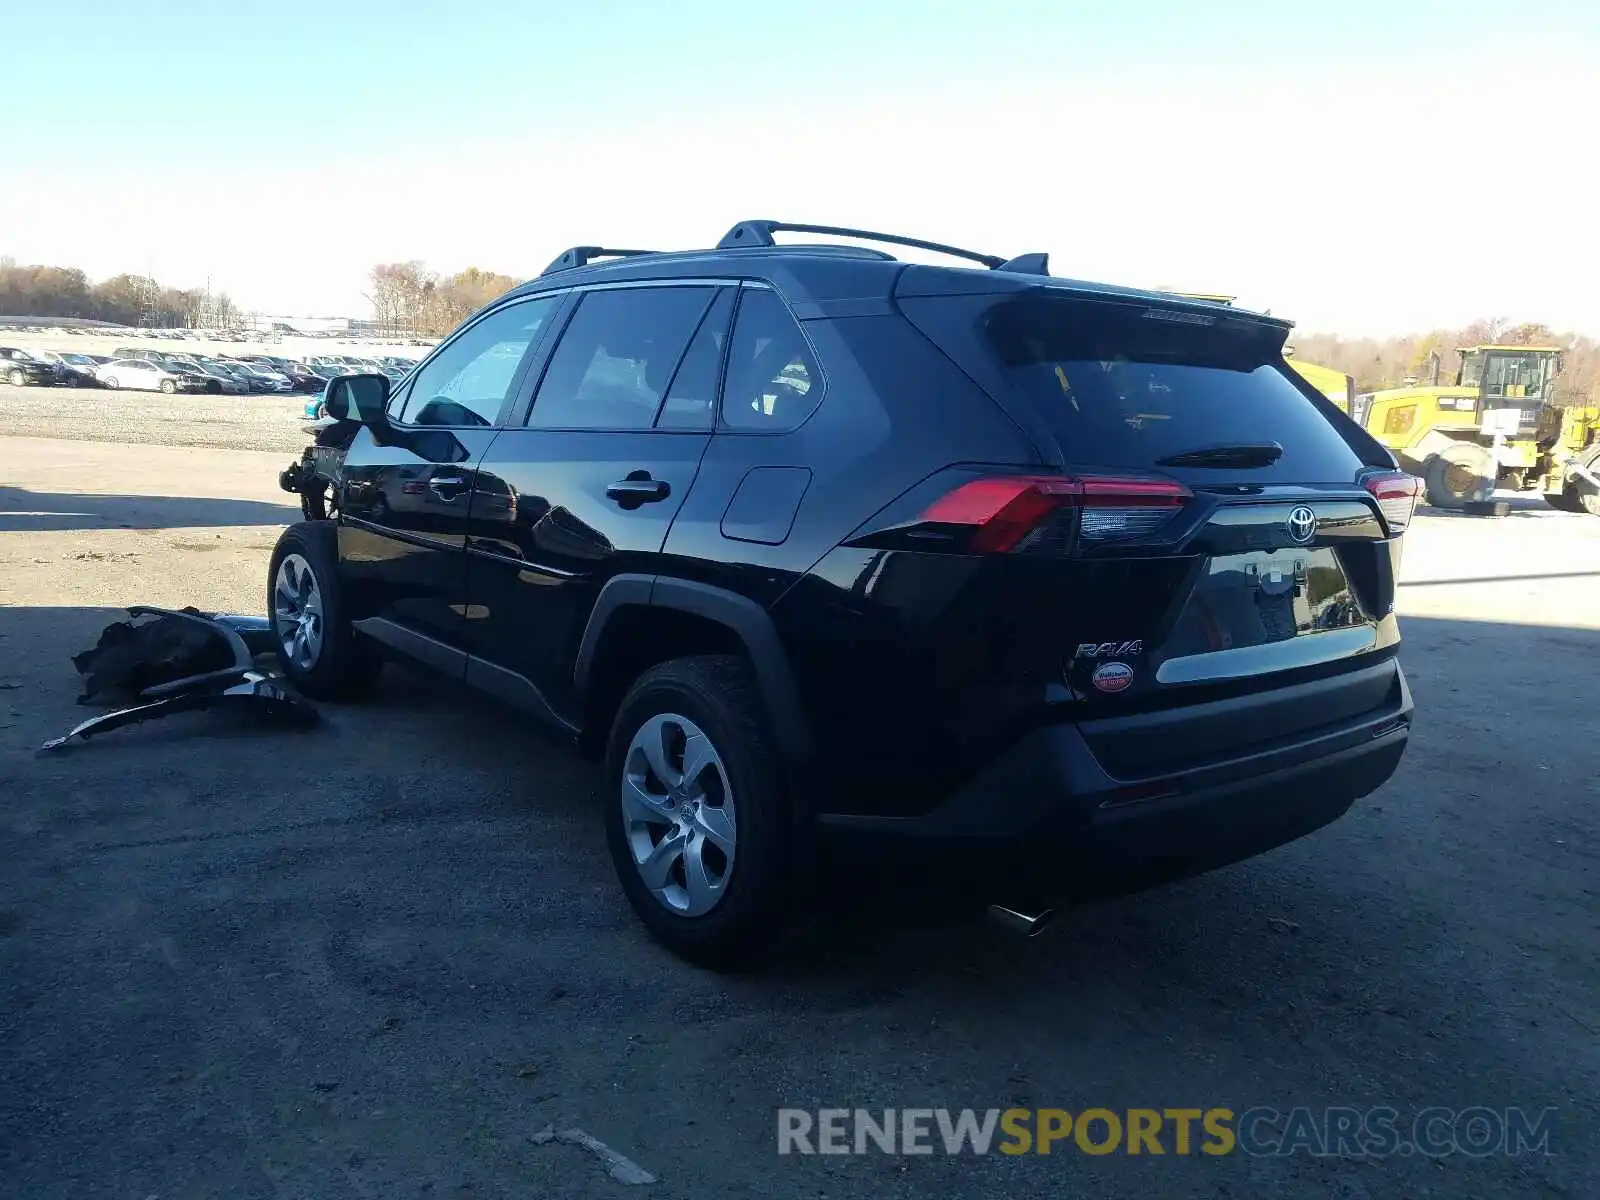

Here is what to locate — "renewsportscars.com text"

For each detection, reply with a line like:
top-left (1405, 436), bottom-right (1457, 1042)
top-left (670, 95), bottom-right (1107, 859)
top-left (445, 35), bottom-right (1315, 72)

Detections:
top-left (776, 1106), bottom-right (1557, 1158)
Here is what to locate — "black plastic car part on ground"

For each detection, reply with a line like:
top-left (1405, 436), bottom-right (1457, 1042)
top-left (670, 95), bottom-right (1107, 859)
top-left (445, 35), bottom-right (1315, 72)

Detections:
top-left (265, 220), bottom-right (1419, 965)
top-left (40, 607), bottom-right (318, 753)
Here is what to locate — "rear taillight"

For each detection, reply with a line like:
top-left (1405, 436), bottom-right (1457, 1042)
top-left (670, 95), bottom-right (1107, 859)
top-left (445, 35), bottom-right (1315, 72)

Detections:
top-left (1362, 470), bottom-right (1422, 533)
top-left (920, 473), bottom-right (1191, 554)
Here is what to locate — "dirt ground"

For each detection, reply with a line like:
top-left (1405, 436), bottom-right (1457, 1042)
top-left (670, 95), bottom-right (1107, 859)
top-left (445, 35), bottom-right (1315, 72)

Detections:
top-left (2, 401), bottom-right (1598, 1198)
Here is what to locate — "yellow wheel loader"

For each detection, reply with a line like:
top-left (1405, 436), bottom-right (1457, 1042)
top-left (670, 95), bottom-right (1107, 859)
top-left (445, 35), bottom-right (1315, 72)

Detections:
top-left (1353, 346), bottom-right (1600, 514)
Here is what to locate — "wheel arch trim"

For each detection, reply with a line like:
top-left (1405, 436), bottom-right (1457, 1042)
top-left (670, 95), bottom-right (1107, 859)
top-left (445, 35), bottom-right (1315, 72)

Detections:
top-left (574, 574), bottom-right (811, 761)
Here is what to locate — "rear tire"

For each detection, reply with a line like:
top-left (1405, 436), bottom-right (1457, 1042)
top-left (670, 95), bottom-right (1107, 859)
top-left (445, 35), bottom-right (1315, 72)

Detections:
top-left (603, 654), bottom-right (796, 968)
top-left (1423, 442), bottom-right (1495, 508)
top-left (266, 521), bottom-right (382, 701)
top-left (1577, 453), bottom-right (1600, 517)
top-left (7, 368), bottom-right (25, 387)
top-left (1544, 491), bottom-right (1582, 513)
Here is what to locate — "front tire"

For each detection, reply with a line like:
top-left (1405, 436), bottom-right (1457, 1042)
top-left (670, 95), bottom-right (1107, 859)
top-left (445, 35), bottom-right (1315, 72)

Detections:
top-left (159, 379), bottom-right (176, 394)
top-left (7, 368), bottom-right (25, 387)
top-left (1423, 442), bottom-right (1495, 508)
top-left (604, 655), bottom-right (796, 967)
top-left (266, 522), bottom-right (382, 700)
top-left (103, 376), bottom-right (119, 390)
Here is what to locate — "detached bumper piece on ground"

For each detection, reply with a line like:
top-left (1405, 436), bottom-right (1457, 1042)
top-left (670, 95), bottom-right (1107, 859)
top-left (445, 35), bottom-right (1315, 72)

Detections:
top-left (39, 606), bottom-right (318, 754)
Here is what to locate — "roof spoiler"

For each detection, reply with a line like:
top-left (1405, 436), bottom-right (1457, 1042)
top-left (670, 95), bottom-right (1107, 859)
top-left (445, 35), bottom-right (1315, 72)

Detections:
top-left (716, 220), bottom-right (1049, 275)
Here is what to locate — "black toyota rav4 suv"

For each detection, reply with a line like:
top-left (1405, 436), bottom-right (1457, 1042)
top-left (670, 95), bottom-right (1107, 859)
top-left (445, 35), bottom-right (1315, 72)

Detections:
top-left (268, 221), bottom-right (1418, 964)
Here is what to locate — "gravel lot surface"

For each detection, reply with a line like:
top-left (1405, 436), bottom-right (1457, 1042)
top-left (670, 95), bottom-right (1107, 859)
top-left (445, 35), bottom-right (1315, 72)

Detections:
top-left (0, 382), bottom-right (310, 454)
top-left (2, 410), bottom-right (1598, 1199)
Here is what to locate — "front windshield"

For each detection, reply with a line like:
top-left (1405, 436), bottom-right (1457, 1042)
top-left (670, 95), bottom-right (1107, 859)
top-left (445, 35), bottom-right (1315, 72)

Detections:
top-left (1481, 352), bottom-right (1555, 399)
top-left (1458, 352), bottom-right (1485, 388)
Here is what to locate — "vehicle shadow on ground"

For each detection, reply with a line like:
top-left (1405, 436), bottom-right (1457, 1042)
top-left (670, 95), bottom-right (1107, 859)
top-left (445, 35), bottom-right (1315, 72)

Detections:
top-left (5, 606), bottom-right (1595, 1198)
top-left (0, 485), bottom-right (297, 531)
top-left (1417, 495), bottom-right (1574, 520)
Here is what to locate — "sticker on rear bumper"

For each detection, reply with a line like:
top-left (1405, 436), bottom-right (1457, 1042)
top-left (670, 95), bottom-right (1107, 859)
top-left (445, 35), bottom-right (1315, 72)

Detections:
top-left (1091, 661), bottom-right (1135, 693)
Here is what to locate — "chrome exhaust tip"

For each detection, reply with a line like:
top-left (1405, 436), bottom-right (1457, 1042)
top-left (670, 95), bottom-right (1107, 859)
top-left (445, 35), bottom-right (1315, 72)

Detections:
top-left (988, 902), bottom-right (1059, 937)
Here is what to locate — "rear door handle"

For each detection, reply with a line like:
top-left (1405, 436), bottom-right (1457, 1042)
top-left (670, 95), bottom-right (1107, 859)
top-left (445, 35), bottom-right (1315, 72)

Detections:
top-left (606, 477), bottom-right (670, 507)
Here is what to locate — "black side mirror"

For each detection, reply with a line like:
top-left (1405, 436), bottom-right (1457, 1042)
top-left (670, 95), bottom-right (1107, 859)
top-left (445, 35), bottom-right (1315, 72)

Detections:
top-left (324, 373), bottom-right (391, 426)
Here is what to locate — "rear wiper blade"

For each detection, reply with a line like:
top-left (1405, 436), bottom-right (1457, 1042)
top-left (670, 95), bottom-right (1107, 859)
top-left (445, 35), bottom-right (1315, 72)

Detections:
top-left (1155, 441), bottom-right (1284, 468)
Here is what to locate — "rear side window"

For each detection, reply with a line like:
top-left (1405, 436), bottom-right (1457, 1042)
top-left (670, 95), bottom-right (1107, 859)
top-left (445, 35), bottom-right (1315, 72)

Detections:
top-left (720, 288), bottom-right (820, 431)
top-left (529, 287), bottom-right (714, 431)
top-left (980, 297), bottom-right (1365, 482)
top-left (657, 288), bottom-right (734, 430)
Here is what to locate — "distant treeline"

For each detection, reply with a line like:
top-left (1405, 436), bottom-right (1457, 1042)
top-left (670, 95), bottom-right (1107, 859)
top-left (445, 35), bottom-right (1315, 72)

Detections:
top-left (366, 262), bottom-right (522, 337)
top-left (0, 259), bottom-right (238, 328)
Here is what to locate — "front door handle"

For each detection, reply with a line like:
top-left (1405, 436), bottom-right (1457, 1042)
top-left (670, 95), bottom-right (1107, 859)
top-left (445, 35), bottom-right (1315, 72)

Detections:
top-left (428, 474), bottom-right (470, 501)
top-left (606, 476), bottom-right (670, 507)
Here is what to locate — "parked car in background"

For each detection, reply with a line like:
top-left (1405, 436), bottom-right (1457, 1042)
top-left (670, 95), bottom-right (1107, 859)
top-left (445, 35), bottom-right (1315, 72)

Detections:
top-left (28, 349), bottom-right (101, 386)
top-left (238, 354), bottom-right (290, 372)
top-left (188, 363), bottom-right (250, 393)
top-left (308, 356), bottom-right (358, 375)
top-left (54, 352), bottom-right (108, 385)
top-left (0, 347), bottom-right (57, 386)
top-left (218, 361), bottom-right (291, 393)
top-left (278, 362), bottom-right (328, 393)
top-left (97, 358), bottom-right (215, 394)
top-left (379, 356), bottom-right (417, 372)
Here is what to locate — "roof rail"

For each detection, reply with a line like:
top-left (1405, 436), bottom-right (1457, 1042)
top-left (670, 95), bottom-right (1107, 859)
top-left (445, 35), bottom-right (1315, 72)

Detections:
top-left (715, 220), bottom-right (1048, 274)
top-left (540, 246), bottom-right (657, 276)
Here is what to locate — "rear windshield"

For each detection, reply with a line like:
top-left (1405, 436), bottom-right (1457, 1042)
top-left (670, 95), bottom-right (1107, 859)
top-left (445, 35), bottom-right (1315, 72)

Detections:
top-left (978, 297), bottom-right (1365, 482)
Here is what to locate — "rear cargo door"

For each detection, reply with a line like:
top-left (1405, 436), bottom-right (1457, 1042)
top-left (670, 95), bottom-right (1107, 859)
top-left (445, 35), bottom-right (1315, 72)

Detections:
top-left (894, 285), bottom-right (1411, 709)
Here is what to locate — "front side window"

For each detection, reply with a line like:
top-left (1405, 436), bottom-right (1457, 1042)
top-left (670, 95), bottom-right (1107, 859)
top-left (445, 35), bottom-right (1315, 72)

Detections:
top-left (528, 287), bottom-right (714, 430)
top-left (398, 294), bottom-right (559, 427)
top-left (719, 288), bottom-right (819, 431)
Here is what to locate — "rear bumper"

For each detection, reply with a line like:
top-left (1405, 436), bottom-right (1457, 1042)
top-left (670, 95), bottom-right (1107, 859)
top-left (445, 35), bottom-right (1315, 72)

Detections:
top-left (817, 660), bottom-right (1411, 894)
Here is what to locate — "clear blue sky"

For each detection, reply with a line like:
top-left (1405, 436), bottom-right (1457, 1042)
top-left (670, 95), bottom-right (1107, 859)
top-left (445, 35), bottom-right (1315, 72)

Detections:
top-left (3, 1), bottom-right (1597, 332)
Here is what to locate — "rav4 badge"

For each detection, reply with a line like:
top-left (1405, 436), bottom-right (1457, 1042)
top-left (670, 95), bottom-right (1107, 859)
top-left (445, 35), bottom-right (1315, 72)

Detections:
top-left (1074, 640), bottom-right (1143, 660)
top-left (1091, 662), bottom-right (1135, 693)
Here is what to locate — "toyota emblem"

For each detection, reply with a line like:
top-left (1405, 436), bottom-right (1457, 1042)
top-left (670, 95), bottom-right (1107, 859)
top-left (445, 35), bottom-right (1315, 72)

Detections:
top-left (1285, 505), bottom-right (1317, 545)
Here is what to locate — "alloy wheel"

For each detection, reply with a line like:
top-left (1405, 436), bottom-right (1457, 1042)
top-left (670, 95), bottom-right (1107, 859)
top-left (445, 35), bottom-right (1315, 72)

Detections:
top-left (272, 553), bottom-right (325, 670)
top-left (621, 713), bottom-right (737, 917)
